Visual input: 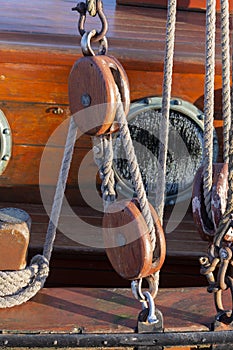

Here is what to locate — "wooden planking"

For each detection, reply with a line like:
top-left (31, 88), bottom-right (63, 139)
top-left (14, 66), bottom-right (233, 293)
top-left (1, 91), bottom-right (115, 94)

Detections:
top-left (0, 1), bottom-right (230, 71)
top-left (0, 200), bottom-right (209, 289)
top-left (0, 101), bottom-right (92, 147)
top-left (117, 0), bottom-right (233, 12)
top-left (0, 286), bottom-right (225, 334)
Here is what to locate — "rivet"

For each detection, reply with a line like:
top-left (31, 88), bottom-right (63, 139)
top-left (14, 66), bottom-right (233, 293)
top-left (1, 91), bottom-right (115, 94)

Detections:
top-left (4, 340), bottom-right (8, 345)
top-left (171, 99), bottom-right (182, 106)
top-left (102, 340), bottom-right (108, 345)
top-left (198, 114), bottom-right (204, 120)
top-left (0, 75), bottom-right (5, 81)
top-left (144, 97), bottom-right (152, 105)
top-left (2, 155), bottom-right (10, 161)
top-left (3, 128), bottom-right (10, 135)
top-left (53, 340), bottom-right (58, 345)
top-left (81, 93), bottom-right (91, 107)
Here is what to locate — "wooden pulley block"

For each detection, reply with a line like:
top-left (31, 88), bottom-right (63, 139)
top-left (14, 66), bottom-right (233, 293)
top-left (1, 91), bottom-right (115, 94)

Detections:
top-left (68, 55), bottom-right (130, 136)
top-left (211, 163), bottom-right (228, 230)
top-left (192, 163), bottom-right (228, 241)
top-left (102, 199), bottom-right (166, 280)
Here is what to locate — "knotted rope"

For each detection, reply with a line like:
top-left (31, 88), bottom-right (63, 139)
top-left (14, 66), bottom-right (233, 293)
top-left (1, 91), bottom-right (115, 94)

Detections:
top-left (92, 134), bottom-right (116, 209)
top-left (156, 0), bottom-right (177, 222)
top-left (202, 0), bottom-right (216, 221)
top-left (0, 117), bottom-right (78, 308)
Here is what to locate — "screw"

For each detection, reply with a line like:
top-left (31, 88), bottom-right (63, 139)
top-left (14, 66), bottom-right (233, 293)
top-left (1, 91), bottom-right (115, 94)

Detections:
top-left (144, 97), bottom-right (152, 105)
top-left (81, 93), bottom-right (91, 107)
top-left (3, 128), bottom-right (10, 135)
top-left (171, 99), bottom-right (182, 106)
top-left (2, 155), bottom-right (10, 161)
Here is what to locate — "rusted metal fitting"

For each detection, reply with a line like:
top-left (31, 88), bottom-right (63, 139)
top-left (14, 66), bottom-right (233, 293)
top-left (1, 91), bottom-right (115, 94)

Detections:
top-left (72, 0), bottom-right (108, 43)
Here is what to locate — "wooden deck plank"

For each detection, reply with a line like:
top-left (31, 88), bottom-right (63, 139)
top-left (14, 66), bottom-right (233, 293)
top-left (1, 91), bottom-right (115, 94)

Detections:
top-left (0, 287), bottom-right (220, 333)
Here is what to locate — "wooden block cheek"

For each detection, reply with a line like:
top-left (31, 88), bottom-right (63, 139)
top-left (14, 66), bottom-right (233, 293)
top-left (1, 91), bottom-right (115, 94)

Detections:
top-left (103, 200), bottom-right (155, 280)
top-left (68, 56), bottom-right (119, 136)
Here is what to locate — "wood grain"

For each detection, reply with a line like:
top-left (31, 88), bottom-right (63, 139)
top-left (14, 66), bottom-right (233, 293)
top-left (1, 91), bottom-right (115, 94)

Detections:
top-left (117, 0), bottom-right (233, 12)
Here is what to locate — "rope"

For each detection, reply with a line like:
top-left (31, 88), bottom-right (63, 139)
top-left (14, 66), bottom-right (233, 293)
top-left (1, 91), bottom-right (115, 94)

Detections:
top-left (202, 0), bottom-right (216, 221)
top-left (43, 117), bottom-right (78, 262)
top-left (214, 24), bottom-right (233, 248)
top-left (92, 134), bottom-right (116, 208)
top-left (115, 92), bottom-right (156, 251)
top-left (156, 0), bottom-right (177, 222)
top-left (220, 0), bottom-right (231, 164)
top-left (0, 117), bottom-right (77, 308)
top-left (87, 0), bottom-right (97, 16)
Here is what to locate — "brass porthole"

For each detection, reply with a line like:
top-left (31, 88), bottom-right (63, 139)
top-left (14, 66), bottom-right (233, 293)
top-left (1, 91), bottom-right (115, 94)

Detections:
top-left (113, 97), bottom-right (218, 205)
top-left (0, 109), bottom-right (12, 175)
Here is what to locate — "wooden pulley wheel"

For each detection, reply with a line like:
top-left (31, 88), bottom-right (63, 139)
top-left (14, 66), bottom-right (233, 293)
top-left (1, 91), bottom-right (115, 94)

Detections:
top-left (192, 163), bottom-right (228, 241)
top-left (68, 55), bottom-right (130, 136)
top-left (102, 198), bottom-right (166, 280)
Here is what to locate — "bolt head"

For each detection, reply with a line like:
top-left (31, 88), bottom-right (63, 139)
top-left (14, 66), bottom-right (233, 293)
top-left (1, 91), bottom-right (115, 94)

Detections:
top-left (3, 128), bottom-right (10, 135)
top-left (81, 93), bottom-right (91, 107)
top-left (2, 155), bottom-right (10, 161)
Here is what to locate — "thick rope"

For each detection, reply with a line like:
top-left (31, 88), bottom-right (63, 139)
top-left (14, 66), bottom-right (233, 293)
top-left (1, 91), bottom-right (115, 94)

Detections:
top-left (43, 117), bottom-right (78, 262)
top-left (155, 0), bottom-right (177, 222)
top-left (202, 0), bottom-right (216, 221)
top-left (220, 0), bottom-right (231, 164)
top-left (115, 92), bottom-right (156, 251)
top-left (0, 117), bottom-right (77, 308)
top-left (214, 28), bottom-right (233, 248)
top-left (92, 134), bottom-right (116, 208)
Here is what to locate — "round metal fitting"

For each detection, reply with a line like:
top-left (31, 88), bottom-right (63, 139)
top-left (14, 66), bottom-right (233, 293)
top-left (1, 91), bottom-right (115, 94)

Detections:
top-left (0, 110), bottom-right (12, 175)
top-left (113, 96), bottom-right (218, 206)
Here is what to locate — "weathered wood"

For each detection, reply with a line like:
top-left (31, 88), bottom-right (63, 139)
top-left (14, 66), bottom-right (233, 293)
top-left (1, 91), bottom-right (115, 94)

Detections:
top-left (103, 199), bottom-right (154, 280)
top-left (103, 199), bottom-right (165, 280)
top-left (117, 0), bottom-right (233, 13)
top-left (0, 208), bottom-right (31, 270)
top-left (0, 286), bottom-right (229, 342)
